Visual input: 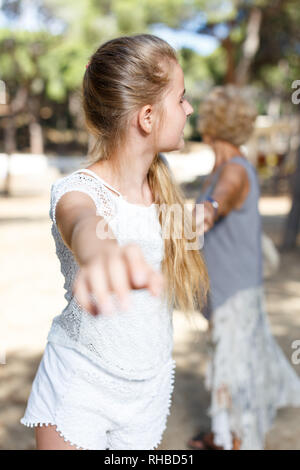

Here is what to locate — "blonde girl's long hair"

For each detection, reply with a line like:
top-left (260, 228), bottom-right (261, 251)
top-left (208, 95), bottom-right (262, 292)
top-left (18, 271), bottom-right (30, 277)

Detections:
top-left (81, 34), bottom-right (209, 316)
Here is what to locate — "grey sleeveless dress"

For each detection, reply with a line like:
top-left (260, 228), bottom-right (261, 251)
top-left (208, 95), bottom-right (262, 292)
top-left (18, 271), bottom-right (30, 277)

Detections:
top-left (197, 156), bottom-right (263, 318)
top-left (196, 156), bottom-right (300, 449)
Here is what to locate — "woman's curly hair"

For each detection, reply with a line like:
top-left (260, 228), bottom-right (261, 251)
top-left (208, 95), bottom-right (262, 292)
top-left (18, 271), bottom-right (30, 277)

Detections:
top-left (198, 85), bottom-right (257, 146)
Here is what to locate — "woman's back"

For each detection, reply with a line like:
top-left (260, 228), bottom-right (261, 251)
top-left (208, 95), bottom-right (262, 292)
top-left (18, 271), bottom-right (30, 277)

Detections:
top-left (196, 155), bottom-right (263, 313)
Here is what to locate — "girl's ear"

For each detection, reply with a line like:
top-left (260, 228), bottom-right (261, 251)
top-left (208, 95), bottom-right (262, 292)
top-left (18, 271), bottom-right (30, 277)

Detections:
top-left (138, 104), bottom-right (153, 134)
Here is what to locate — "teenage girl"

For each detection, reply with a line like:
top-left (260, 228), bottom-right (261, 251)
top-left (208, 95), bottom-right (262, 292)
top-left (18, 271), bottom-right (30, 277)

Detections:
top-left (20, 34), bottom-right (209, 450)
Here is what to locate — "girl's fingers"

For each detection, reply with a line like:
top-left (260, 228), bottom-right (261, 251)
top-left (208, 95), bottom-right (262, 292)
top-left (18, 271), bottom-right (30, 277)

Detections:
top-left (87, 264), bottom-right (114, 315)
top-left (74, 241), bottom-right (166, 318)
top-left (147, 269), bottom-right (165, 297)
top-left (122, 244), bottom-right (151, 288)
top-left (123, 244), bottom-right (164, 296)
top-left (107, 253), bottom-right (131, 310)
top-left (72, 272), bottom-right (98, 316)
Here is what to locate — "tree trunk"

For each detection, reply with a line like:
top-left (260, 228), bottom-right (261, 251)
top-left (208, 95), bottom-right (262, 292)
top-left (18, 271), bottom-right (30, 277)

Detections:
top-left (235, 7), bottom-right (263, 86)
top-left (2, 116), bottom-right (17, 196)
top-left (69, 91), bottom-right (84, 129)
top-left (222, 36), bottom-right (236, 84)
top-left (29, 119), bottom-right (44, 154)
top-left (281, 145), bottom-right (300, 250)
top-left (1, 85), bottom-right (28, 196)
top-left (28, 96), bottom-right (44, 154)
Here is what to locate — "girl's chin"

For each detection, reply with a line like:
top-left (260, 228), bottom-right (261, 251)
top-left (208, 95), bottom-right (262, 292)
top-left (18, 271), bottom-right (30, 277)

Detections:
top-left (174, 134), bottom-right (185, 148)
top-left (160, 137), bottom-right (185, 153)
top-left (177, 136), bottom-right (185, 149)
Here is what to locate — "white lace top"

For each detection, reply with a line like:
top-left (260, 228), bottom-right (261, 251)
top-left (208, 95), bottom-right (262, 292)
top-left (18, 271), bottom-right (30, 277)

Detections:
top-left (47, 168), bottom-right (174, 380)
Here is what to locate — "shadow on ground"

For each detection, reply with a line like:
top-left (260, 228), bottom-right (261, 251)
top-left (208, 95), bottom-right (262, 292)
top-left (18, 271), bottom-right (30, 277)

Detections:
top-left (0, 351), bottom-right (42, 450)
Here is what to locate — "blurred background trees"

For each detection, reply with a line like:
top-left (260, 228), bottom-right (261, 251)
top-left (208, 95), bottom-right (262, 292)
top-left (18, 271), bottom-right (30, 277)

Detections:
top-left (0, 0), bottom-right (299, 246)
top-left (1, 0), bottom-right (299, 154)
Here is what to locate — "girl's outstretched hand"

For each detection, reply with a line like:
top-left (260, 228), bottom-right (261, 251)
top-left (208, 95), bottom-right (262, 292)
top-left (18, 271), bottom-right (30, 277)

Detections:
top-left (72, 241), bottom-right (165, 316)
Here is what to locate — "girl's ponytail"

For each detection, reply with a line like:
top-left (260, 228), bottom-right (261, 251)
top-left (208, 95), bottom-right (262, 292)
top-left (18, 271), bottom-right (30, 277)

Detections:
top-left (148, 153), bottom-right (209, 315)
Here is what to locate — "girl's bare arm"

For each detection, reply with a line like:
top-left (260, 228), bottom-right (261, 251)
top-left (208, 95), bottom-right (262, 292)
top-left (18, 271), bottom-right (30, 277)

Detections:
top-left (55, 191), bottom-right (164, 316)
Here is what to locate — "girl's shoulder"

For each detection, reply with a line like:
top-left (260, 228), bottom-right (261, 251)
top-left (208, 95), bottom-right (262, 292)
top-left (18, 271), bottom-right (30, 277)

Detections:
top-left (52, 169), bottom-right (108, 189)
top-left (50, 170), bottom-right (117, 225)
top-left (50, 170), bottom-right (113, 205)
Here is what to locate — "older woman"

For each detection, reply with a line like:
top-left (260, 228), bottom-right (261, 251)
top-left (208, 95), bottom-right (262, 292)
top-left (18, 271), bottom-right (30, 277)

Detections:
top-left (188, 85), bottom-right (300, 450)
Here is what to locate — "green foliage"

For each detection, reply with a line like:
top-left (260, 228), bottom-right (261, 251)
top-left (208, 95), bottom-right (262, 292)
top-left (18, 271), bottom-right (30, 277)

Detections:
top-left (1, 0), bottom-right (299, 153)
top-left (113, 0), bottom-right (148, 33)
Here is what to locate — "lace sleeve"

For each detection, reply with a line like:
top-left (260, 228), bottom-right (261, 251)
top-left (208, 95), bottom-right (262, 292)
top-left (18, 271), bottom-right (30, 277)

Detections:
top-left (49, 172), bottom-right (115, 226)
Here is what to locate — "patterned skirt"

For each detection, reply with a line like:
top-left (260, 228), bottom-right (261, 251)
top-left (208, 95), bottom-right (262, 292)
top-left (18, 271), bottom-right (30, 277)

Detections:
top-left (204, 285), bottom-right (300, 450)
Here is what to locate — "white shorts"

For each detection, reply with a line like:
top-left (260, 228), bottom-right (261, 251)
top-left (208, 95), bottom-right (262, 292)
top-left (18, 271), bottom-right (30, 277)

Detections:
top-left (20, 341), bottom-right (176, 450)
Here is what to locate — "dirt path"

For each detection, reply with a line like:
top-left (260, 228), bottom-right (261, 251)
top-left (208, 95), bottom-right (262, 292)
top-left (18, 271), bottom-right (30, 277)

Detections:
top-left (0, 191), bottom-right (300, 450)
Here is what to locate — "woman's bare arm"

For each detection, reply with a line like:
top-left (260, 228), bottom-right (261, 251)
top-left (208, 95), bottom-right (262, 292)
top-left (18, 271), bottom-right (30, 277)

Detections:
top-left (55, 191), bottom-right (164, 316)
top-left (193, 162), bottom-right (249, 233)
top-left (210, 162), bottom-right (249, 218)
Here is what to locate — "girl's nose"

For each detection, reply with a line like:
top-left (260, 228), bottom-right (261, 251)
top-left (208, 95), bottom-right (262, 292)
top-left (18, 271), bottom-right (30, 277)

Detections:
top-left (186, 101), bottom-right (194, 116)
